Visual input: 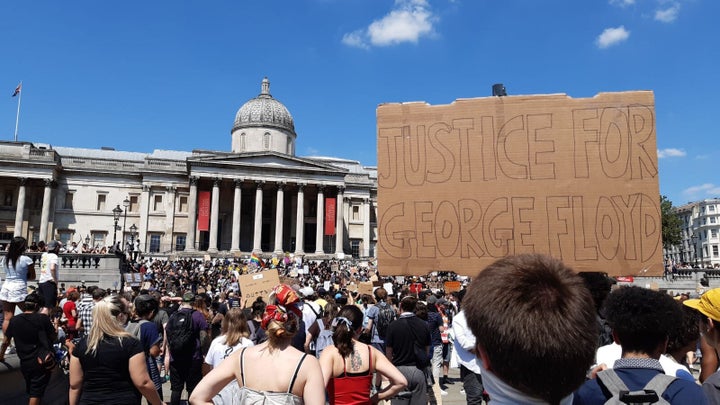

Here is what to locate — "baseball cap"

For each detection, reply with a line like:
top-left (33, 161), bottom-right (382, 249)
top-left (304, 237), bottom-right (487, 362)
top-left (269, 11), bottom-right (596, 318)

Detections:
top-left (426, 295), bottom-right (437, 305)
top-left (182, 292), bottom-right (196, 302)
top-left (684, 288), bottom-right (720, 322)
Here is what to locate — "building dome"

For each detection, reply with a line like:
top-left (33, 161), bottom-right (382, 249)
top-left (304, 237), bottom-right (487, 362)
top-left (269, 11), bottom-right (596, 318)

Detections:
top-left (232, 78), bottom-right (295, 136)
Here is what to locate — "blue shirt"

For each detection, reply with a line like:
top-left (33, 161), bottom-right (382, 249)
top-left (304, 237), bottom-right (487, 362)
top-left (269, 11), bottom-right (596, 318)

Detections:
top-left (573, 358), bottom-right (708, 405)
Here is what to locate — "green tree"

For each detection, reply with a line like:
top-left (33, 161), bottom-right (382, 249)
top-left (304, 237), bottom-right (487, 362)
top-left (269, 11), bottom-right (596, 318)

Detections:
top-left (661, 195), bottom-right (683, 249)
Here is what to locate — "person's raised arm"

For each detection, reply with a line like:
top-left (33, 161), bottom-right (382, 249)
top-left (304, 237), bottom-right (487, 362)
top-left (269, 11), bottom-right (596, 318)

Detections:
top-left (129, 352), bottom-right (163, 405)
top-left (371, 347), bottom-right (407, 403)
top-left (189, 350), bottom-right (239, 405)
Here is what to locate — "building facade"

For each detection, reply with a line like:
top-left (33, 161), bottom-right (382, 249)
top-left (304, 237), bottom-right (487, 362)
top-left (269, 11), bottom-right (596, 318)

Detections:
top-left (0, 78), bottom-right (378, 258)
top-left (666, 198), bottom-right (720, 268)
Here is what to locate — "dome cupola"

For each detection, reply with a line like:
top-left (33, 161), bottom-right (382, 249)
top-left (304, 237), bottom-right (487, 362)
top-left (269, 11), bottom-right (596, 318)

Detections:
top-left (231, 77), bottom-right (297, 155)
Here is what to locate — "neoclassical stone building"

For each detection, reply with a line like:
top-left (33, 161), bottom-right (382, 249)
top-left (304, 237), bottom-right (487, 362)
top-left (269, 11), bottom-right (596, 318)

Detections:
top-left (0, 78), bottom-right (378, 258)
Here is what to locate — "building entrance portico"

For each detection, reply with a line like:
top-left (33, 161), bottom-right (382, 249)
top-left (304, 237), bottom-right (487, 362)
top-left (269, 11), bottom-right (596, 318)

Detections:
top-left (187, 166), bottom-right (347, 257)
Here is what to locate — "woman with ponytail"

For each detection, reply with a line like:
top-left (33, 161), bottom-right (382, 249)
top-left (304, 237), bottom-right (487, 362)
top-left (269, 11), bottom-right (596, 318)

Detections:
top-left (69, 295), bottom-right (163, 405)
top-left (190, 284), bottom-right (325, 405)
top-left (319, 305), bottom-right (407, 405)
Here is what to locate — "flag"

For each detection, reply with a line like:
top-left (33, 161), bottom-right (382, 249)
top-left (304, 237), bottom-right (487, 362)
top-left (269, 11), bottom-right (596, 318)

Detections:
top-left (250, 252), bottom-right (264, 267)
top-left (12, 83), bottom-right (21, 97)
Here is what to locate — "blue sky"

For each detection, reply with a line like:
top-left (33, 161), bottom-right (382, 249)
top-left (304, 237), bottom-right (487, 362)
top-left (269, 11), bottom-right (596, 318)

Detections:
top-left (1, 0), bottom-right (717, 207)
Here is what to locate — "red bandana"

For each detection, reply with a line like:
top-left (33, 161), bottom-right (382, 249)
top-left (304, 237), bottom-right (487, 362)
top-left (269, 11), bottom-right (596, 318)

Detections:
top-left (261, 284), bottom-right (302, 330)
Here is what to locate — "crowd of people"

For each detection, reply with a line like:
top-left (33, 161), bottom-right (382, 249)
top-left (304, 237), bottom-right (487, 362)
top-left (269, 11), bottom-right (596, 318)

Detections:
top-left (5, 235), bottom-right (720, 404)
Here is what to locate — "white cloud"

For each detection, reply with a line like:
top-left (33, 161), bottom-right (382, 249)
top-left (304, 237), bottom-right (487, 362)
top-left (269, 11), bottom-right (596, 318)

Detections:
top-left (609, 0), bottom-right (635, 6)
top-left (655, 4), bottom-right (681, 23)
top-left (341, 31), bottom-right (369, 49)
top-left (596, 26), bottom-right (630, 49)
top-left (657, 148), bottom-right (686, 158)
top-left (305, 147), bottom-right (320, 156)
top-left (682, 183), bottom-right (720, 198)
top-left (342, 0), bottom-right (437, 49)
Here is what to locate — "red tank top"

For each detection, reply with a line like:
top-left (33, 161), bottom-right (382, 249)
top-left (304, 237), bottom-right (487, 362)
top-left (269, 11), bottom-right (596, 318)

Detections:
top-left (327, 344), bottom-right (374, 405)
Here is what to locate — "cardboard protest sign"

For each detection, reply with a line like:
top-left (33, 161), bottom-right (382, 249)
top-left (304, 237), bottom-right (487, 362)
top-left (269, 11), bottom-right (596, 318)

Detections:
top-left (238, 269), bottom-right (280, 307)
top-left (444, 281), bottom-right (462, 293)
top-left (377, 91), bottom-right (661, 277)
top-left (358, 282), bottom-right (375, 296)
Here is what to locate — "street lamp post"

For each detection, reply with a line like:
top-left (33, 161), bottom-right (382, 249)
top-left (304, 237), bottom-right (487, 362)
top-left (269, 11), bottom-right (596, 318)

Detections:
top-left (112, 204), bottom-right (122, 250)
top-left (692, 235), bottom-right (699, 268)
top-left (122, 197), bottom-right (130, 250)
top-left (129, 224), bottom-right (137, 262)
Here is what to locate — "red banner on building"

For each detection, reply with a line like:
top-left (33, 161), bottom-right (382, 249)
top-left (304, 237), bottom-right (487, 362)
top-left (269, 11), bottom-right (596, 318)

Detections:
top-left (198, 191), bottom-right (211, 232)
top-left (325, 198), bottom-right (336, 236)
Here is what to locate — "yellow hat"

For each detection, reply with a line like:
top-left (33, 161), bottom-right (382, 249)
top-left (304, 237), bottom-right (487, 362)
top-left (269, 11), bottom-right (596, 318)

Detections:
top-left (684, 288), bottom-right (720, 322)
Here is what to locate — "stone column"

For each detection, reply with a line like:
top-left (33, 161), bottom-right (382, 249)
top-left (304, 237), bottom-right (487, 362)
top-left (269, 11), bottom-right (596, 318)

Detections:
top-left (139, 185), bottom-right (151, 252)
top-left (13, 178), bottom-right (27, 237)
top-left (208, 178), bottom-right (221, 252)
top-left (231, 179), bottom-right (243, 253)
top-left (335, 187), bottom-right (345, 257)
top-left (294, 185), bottom-right (305, 255)
top-left (39, 178), bottom-right (53, 242)
top-left (253, 181), bottom-right (264, 253)
top-left (186, 176), bottom-right (198, 251)
top-left (164, 186), bottom-right (177, 252)
top-left (315, 185), bottom-right (325, 254)
top-left (363, 198), bottom-right (371, 257)
top-left (274, 183), bottom-right (285, 254)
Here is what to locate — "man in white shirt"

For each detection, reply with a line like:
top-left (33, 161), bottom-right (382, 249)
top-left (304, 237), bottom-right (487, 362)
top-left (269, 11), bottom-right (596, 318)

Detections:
top-left (38, 240), bottom-right (61, 315)
top-left (452, 305), bottom-right (485, 405)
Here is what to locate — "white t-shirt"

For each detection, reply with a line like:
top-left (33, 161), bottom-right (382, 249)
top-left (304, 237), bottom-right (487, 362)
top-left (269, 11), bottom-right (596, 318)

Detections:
top-left (39, 252), bottom-right (59, 283)
top-left (204, 335), bottom-right (254, 368)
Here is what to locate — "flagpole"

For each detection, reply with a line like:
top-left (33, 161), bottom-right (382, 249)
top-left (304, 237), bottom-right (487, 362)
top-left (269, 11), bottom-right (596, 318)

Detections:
top-left (14, 81), bottom-right (22, 142)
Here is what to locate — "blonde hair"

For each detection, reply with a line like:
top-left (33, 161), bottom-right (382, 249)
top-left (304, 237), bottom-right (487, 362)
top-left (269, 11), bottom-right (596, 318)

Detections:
top-left (222, 308), bottom-right (251, 347)
top-left (266, 317), bottom-right (298, 346)
top-left (86, 295), bottom-right (132, 355)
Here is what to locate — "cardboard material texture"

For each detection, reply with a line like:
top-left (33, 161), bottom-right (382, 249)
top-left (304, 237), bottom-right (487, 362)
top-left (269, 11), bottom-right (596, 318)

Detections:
top-left (358, 281), bottom-right (375, 296)
top-left (238, 269), bottom-right (280, 307)
top-left (377, 91), bottom-right (661, 277)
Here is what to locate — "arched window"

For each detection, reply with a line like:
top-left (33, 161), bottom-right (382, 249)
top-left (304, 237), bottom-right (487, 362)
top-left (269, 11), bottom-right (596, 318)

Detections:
top-left (240, 133), bottom-right (246, 151)
top-left (287, 137), bottom-right (293, 154)
top-left (264, 132), bottom-right (271, 150)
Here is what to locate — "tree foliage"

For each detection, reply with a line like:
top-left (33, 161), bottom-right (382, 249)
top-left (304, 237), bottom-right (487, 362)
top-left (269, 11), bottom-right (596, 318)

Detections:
top-left (661, 195), bottom-right (683, 249)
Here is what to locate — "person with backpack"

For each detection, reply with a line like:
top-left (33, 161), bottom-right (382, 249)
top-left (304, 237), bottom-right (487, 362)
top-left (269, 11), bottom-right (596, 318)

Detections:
top-left (1, 293), bottom-right (57, 404)
top-left (166, 291), bottom-right (209, 405)
top-left (574, 286), bottom-right (707, 404)
top-left (126, 294), bottom-right (163, 401)
top-left (308, 302), bottom-right (340, 359)
top-left (363, 287), bottom-right (396, 353)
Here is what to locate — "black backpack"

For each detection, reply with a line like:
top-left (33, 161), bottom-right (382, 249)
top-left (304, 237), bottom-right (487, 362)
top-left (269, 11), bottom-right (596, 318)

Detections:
top-left (375, 302), bottom-right (397, 339)
top-left (166, 309), bottom-right (197, 356)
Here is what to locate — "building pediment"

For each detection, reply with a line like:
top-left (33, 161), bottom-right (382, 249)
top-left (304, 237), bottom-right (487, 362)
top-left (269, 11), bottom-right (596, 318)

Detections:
top-left (187, 151), bottom-right (348, 175)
